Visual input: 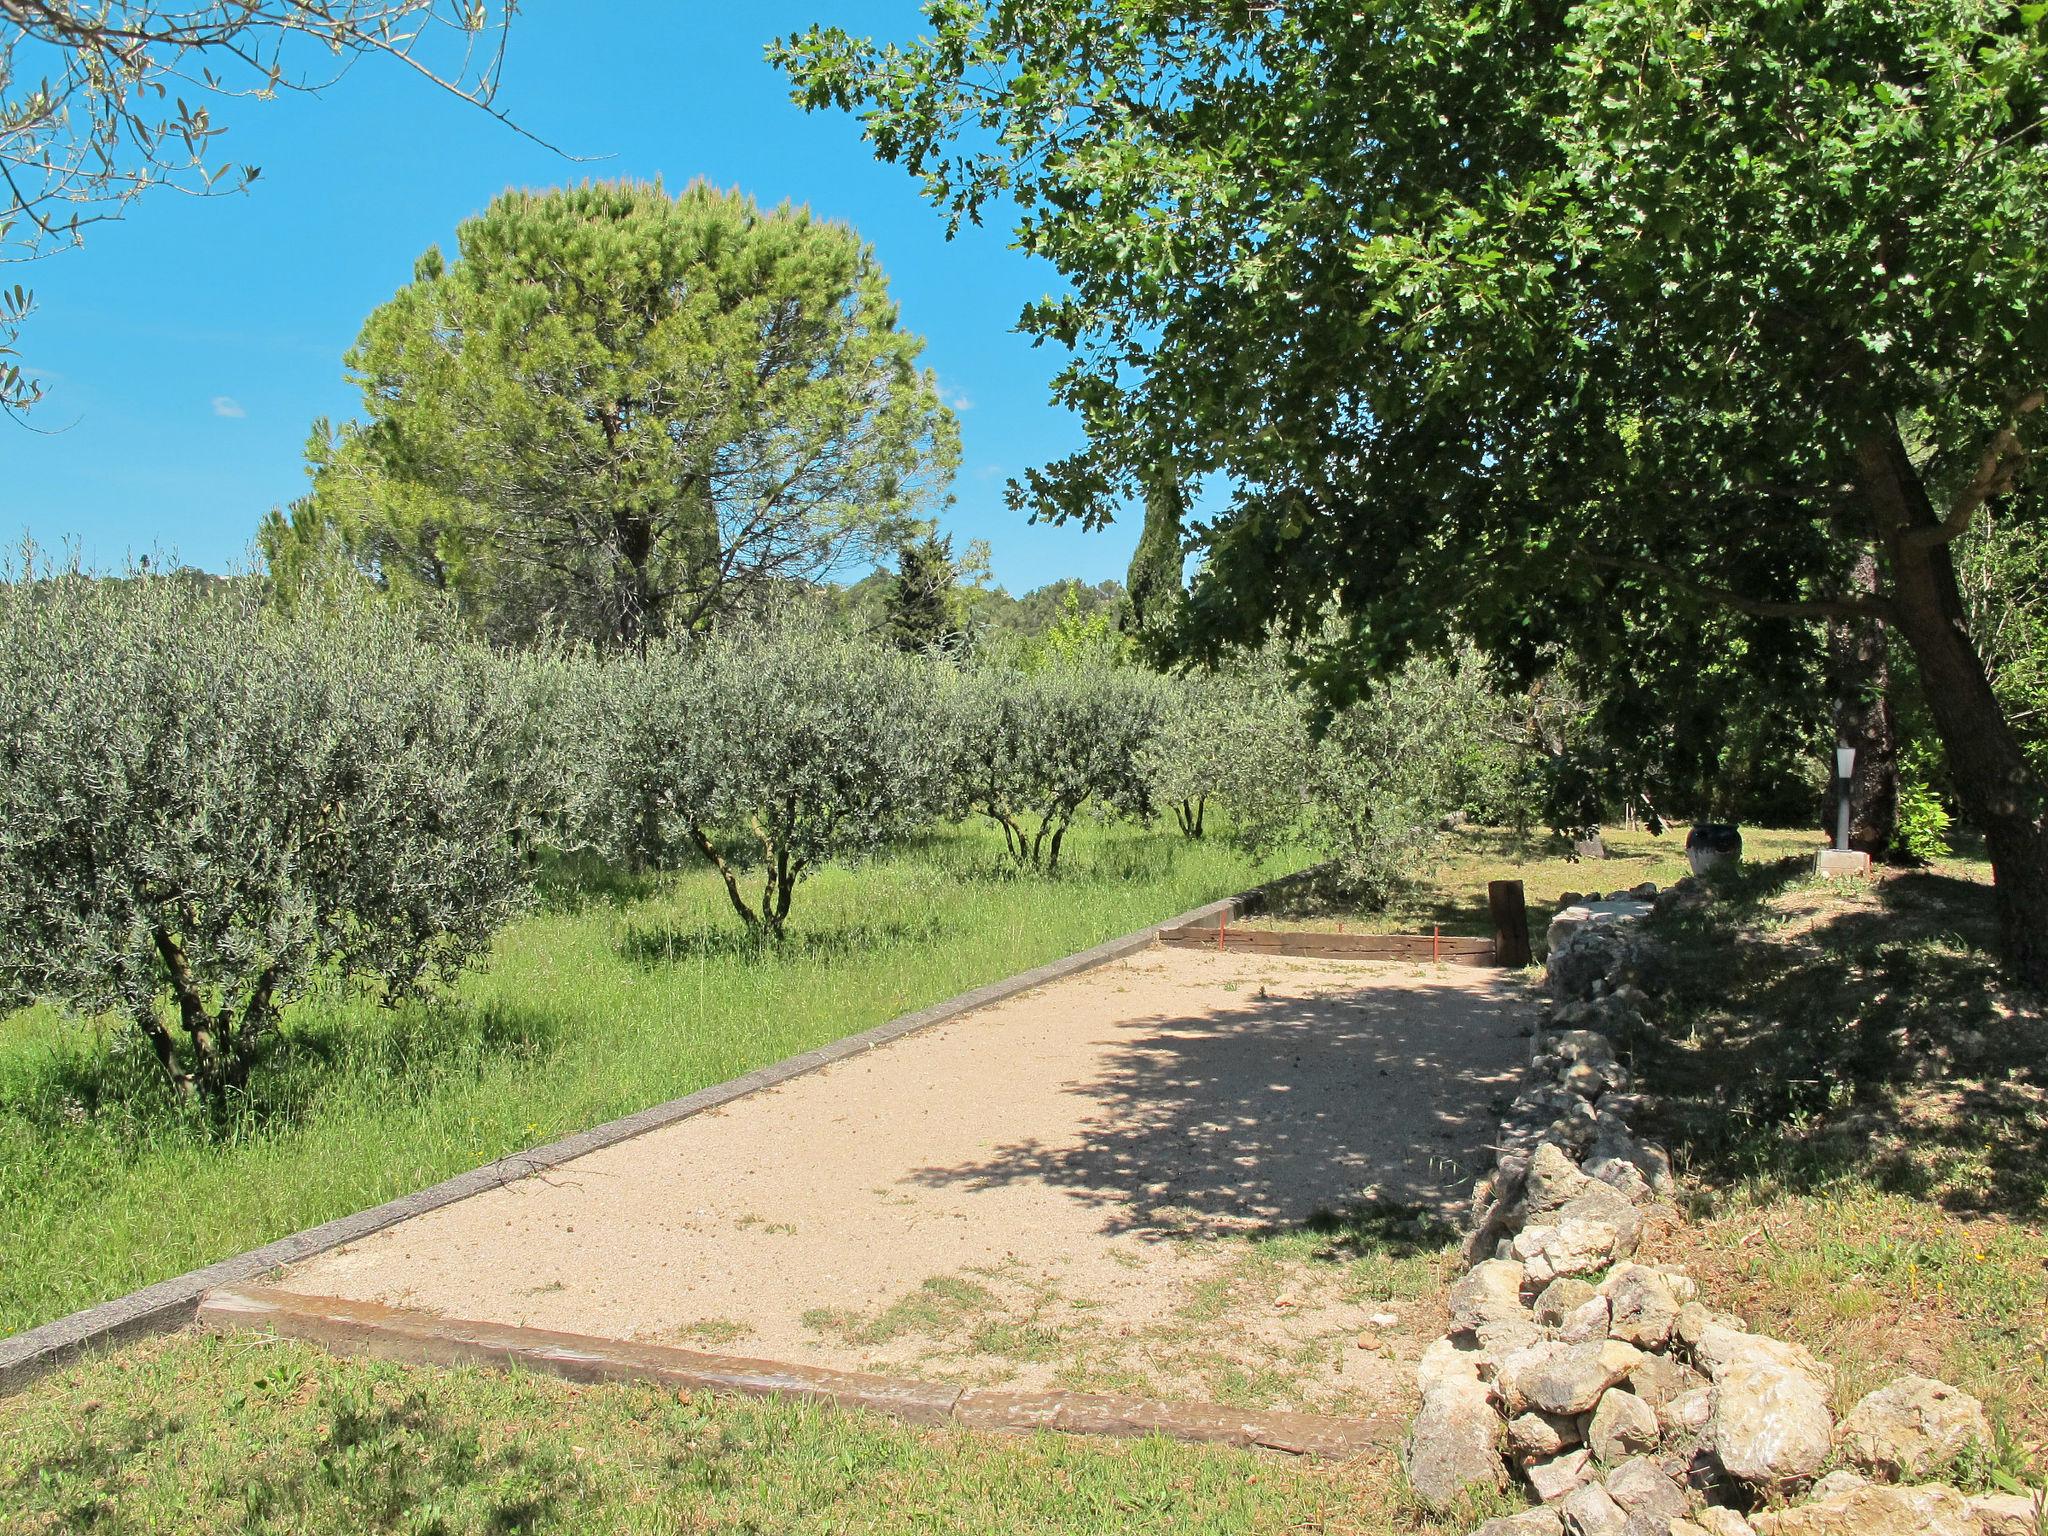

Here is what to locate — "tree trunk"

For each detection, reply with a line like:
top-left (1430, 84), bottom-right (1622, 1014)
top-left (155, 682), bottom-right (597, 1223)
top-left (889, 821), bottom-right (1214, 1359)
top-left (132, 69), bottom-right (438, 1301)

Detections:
top-left (1862, 427), bottom-right (2048, 987)
top-left (1827, 549), bottom-right (1899, 859)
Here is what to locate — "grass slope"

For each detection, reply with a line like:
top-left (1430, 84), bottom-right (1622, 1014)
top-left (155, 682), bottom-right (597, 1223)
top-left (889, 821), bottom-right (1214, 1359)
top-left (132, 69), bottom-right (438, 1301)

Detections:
top-left (1629, 844), bottom-right (2048, 1484)
top-left (0, 826), bottom-right (1281, 1336)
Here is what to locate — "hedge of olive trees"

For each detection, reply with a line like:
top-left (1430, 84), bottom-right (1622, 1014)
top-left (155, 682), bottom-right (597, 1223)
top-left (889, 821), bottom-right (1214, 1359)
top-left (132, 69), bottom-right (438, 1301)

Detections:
top-left (0, 570), bottom-right (562, 1107)
top-left (577, 623), bottom-right (954, 937)
top-left (0, 569), bottom-right (1521, 1105)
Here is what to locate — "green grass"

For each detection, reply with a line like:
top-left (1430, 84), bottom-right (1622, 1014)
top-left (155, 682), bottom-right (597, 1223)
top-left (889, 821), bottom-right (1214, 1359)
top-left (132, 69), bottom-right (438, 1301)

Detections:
top-left (0, 823), bottom-right (1285, 1336)
top-left (0, 1331), bottom-right (1467, 1536)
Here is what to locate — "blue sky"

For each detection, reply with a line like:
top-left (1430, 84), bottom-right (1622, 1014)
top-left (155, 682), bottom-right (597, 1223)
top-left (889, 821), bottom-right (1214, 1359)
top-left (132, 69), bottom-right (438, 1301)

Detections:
top-left (6, 2), bottom-right (1135, 594)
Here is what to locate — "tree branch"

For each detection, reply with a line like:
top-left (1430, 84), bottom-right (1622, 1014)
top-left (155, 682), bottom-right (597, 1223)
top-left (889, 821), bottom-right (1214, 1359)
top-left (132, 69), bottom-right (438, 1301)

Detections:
top-left (1567, 546), bottom-right (1895, 623)
top-left (1901, 389), bottom-right (2046, 550)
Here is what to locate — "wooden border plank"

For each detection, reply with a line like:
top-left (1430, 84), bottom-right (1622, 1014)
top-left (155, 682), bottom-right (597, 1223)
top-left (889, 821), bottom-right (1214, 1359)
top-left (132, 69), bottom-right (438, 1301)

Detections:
top-left (198, 1285), bottom-right (1397, 1459)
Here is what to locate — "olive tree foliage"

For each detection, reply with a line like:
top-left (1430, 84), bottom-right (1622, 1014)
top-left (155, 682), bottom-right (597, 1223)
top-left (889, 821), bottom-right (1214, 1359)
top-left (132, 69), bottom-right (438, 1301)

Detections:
top-left (1140, 653), bottom-right (1300, 842)
top-left (264, 181), bottom-right (958, 649)
top-left (1, 1), bottom-right (524, 414)
top-left (778, 2), bottom-right (2048, 986)
top-left (952, 660), bottom-right (1164, 872)
top-left (1304, 650), bottom-right (1515, 906)
top-left (0, 563), bottom-right (556, 1108)
top-left (1153, 644), bottom-right (1510, 905)
top-left (578, 622), bottom-right (954, 936)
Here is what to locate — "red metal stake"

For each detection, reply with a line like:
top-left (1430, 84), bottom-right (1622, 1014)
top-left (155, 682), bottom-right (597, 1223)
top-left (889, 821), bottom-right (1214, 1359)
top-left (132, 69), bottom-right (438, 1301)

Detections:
top-left (1433, 924), bottom-right (1440, 963)
top-left (1218, 911), bottom-right (1227, 950)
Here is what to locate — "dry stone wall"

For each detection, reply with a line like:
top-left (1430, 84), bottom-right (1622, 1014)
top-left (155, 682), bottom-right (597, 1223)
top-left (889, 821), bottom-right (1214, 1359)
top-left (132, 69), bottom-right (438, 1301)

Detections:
top-left (1402, 879), bottom-right (2029, 1536)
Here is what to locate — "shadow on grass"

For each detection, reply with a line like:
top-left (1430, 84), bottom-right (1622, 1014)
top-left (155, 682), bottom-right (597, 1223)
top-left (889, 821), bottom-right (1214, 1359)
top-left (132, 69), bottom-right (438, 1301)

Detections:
top-left (1639, 854), bottom-right (2048, 1217)
top-left (533, 849), bottom-right (676, 914)
top-left (1248, 1200), bottom-right (1462, 1263)
top-left (617, 913), bottom-right (951, 969)
top-left (0, 993), bottom-right (567, 1145)
top-left (233, 1380), bottom-right (572, 1533)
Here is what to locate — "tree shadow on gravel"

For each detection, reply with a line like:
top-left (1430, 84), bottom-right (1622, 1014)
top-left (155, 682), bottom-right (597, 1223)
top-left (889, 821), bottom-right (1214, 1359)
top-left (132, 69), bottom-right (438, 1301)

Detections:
top-left (1636, 854), bottom-right (2048, 1217)
top-left (905, 975), bottom-right (1526, 1239)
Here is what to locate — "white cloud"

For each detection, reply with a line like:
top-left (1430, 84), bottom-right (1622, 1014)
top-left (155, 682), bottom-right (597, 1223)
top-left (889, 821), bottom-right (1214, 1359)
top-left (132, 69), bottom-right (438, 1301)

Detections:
top-left (211, 395), bottom-right (246, 419)
top-left (938, 378), bottom-right (973, 412)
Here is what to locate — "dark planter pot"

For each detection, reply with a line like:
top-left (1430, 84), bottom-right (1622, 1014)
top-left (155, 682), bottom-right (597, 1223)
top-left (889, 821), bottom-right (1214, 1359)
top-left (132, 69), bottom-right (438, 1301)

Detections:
top-left (1685, 822), bottom-right (1742, 876)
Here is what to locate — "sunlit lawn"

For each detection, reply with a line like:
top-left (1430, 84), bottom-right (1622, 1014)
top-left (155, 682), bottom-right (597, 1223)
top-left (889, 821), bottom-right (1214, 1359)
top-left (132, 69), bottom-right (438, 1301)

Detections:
top-left (0, 1331), bottom-right (1463, 1536)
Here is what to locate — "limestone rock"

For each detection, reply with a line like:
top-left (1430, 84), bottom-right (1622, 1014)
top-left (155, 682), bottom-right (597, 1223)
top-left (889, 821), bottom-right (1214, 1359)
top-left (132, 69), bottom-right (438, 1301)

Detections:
top-left (1476, 1317), bottom-right (1550, 1370)
top-left (1689, 1512), bottom-right (1757, 1536)
top-left (1674, 1302), bottom-right (1745, 1350)
top-left (1628, 1353), bottom-right (1707, 1414)
top-left (1502, 1339), bottom-right (1646, 1417)
top-left (1600, 1265), bottom-right (1689, 1349)
top-left (1401, 1365), bottom-right (1507, 1511)
top-left (1586, 1389), bottom-right (1660, 1462)
top-left (1604, 1455), bottom-right (1690, 1524)
top-left (1809, 1471), bottom-right (1866, 1499)
top-left (1560, 1295), bottom-right (1614, 1344)
top-left (1525, 1142), bottom-right (1597, 1217)
top-left (1972, 1491), bottom-right (2047, 1535)
top-left (1476, 1511), bottom-right (1567, 1536)
top-left (1658, 1387), bottom-right (1714, 1435)
top-left (1706, 1367), bottom-right (1834, 1489)
top-left (1416, 1336), bottom-right (1489, 1393)
top-left (1550, 1028), bottom-right (1620, 1069)
top-left (1688, 1323), bottom-right (1829, 1388)
top-left (1693, 1323), bottom-right (1834, 1489)
top-left (1559, 1480), bottom-right (1629, 1536)
top-left (1747, 1483), bottom-right (1981, 1536)
top-left (1452, 1259), bottom-right (1534, 1333)
top-left (1580, 1144), bottom-right (1653, 1204)
top-left (1833, 1375), bottom-right (1991, 1480)
top-left (1510, 1409), bottom-right (1583, 1461)
top-left (1536, 1277), bottom-right (1600, 1327)
top-left (1526, 1446), bottom-right (1595, 1503)
top-left (1515, 1179), bottom-right (1645, 1286)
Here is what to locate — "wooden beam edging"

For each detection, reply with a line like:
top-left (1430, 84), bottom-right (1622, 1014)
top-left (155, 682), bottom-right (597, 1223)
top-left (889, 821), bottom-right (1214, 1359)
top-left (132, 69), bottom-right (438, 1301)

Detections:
top-left (196, 1285), bottom-right (1396, 1459)
top-left (0, 871), bottom-right (1307, 1397)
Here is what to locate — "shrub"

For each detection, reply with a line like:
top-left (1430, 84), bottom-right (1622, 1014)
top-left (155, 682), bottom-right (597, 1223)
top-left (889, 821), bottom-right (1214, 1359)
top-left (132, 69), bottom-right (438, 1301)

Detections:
top-left (952, 661), bottom-right (1164, 872)
top-left (581, 623), bottom-right (951, 934)
top-left (0, 568), bottom-right (550, 1108)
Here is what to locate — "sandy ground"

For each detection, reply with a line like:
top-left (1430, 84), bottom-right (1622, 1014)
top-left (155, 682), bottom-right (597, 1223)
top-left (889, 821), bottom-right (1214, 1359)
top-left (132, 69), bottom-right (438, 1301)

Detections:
top-left (280, 945), bottom-right (1526, 1413)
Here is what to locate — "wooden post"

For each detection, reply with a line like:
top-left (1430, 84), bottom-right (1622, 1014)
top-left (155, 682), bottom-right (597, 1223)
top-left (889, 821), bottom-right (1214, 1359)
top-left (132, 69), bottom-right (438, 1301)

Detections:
top-left (1488, 879), bottom-right (1532, 968)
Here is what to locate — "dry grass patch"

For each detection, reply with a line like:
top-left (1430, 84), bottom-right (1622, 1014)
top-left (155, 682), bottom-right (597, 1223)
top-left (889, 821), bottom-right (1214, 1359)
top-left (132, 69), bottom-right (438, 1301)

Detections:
top-left (1240, 823), bottom-right (1822, 945)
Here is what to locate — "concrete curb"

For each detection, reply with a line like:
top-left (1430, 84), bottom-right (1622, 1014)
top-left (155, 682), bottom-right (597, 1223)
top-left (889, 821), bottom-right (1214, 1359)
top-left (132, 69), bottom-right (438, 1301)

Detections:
top-left (197, 1285), bottom-right (1398, 1459)
top-left (1, 881), bottom-right (1271, 1397)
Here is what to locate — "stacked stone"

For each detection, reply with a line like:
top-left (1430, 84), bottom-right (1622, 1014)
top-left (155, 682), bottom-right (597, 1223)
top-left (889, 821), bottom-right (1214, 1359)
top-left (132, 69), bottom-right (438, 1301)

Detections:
top-left (1403, 882), bottom-right (2026, 1536)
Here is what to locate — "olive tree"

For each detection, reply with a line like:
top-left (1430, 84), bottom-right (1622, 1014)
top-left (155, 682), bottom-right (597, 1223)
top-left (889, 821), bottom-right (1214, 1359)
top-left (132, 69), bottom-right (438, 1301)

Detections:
top-left (1158, 643), bottom-right (1507, 906)
top-left (1143, 651), bottom-right (1310, 857)
top-left (953, 661), bottom-right (1164, 872)
top-left (1305, 651), bottom-right (1507, 906)
top-left (0, 566), bottom-right (552, 1107)
top-left (581, 623), bottom-right (952, 936)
